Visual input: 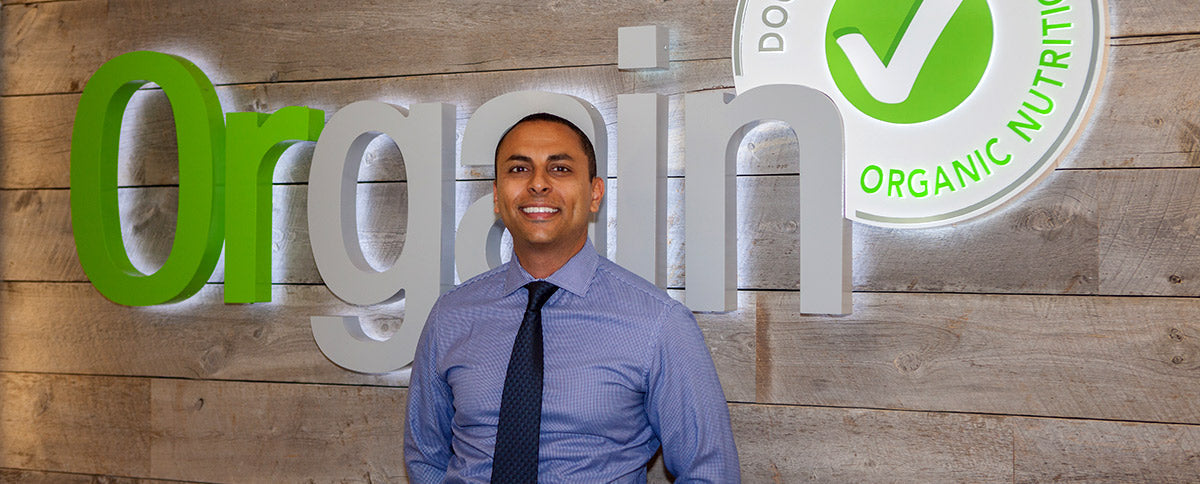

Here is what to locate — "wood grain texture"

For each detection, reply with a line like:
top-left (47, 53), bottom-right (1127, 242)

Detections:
top-left (731, 403), bottom-right (1200, 484)
top-left (0, 373), bottom-right (407, 482)
top-left (0, 374), bottom-right (150, 476)
top-left (1067, 35), bottom-right (1200, 169)
top-left (0, 0), bottom-right (109, 96)
top-left (1014, 417), bottom-right (1200, 484)
top-left (1110, 1), bottom-right (1200, 38)
top-left (1, 0), bottom-right (1196, 97)
top-left (0, 282), bottom-right (755, 401)
top-left (729, 404), bottom-right (1015, 483)
top-left (3, 371), bottom-right (1197, 483)
top-left (0, 468), bottom-right (185, 484)
top-left (0, 0), bottom-right (71, 5)
top-left (148, 378), bottom-right (407, 483)
top-left (0, 93), bottom-right (80, 189)
top-left (1099, 168), bottom-right (1200, 296)
top-left (0, 188), bottom-right (78, 282)
top-left (0, 169), bottom-right (1099, 295)
top-left (0, 0), bottom-right (735, 97)
top-left (0, 282), bottom-right (410, 387)
top-left (757, 291), bottom-right (1200, 423)
top-left (834, 169), bottom-right (1094, 294)
top-left (679, 290), bottom-right (757, 402)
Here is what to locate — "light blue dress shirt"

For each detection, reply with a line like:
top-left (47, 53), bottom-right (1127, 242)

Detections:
top-left (404, 240), bottom-right (740, 483)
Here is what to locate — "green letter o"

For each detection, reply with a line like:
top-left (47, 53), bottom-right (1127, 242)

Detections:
top-left (70, 51), bottom-right (225, 305)
top-left (860, 164), bottom-right (884, 194)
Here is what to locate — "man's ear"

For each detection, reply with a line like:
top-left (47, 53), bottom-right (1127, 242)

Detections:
top-left (589, 176), bottom-right (605, 213)
top-left (493, 180), bottom-right (499, 214)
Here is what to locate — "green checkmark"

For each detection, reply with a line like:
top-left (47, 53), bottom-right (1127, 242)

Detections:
top-left (826, 0), bottom-right (993, 124)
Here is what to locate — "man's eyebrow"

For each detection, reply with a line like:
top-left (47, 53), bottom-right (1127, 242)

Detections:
top-left (547, 153), bottom-right (574, 162)
top-left (503, 154), bottom-right (533, 163)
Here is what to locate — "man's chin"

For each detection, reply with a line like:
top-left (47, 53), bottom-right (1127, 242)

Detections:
top-left (512, 233), bottom-right (588, 254)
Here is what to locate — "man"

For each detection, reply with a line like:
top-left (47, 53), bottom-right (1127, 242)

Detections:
top-left (404, 113), bottom-right (739, 483)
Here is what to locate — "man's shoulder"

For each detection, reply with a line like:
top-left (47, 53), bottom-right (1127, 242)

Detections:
top-left (592, 257), bottom-right (684, 312)
top-left (435, 262), bottom-right (508, 305)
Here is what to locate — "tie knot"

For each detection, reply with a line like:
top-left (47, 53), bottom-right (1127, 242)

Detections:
top-left (524, 281), bottom-right (559, 313)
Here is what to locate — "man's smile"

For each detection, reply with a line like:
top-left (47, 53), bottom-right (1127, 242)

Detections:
top-left (520, 205), bottom-right (560, 217)
top-left (523, 205), bottom-right (559, 213)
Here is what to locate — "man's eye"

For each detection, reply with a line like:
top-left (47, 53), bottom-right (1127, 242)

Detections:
top-left (551, 165), bottom-right (570, 172)
top-left (509, 166), bottom-right (528, 173)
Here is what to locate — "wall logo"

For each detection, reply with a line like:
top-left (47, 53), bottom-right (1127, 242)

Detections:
top-left (734, 0), bottom-right (1107, 227)
top-left (71, 45), bottom-right (853, 372)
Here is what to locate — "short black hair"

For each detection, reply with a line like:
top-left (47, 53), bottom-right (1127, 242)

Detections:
top-left (494, 113), bottom-right (597, 179)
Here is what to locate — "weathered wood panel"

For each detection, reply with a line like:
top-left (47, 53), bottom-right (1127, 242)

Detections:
top-left (757, 291), bottom-right (1200, 424)
top-left (0, 188), bottom-right (77, 281)
top-left (0, 282), bottom-right (409, 387)
top-left (148, 377), bottom-right (407, 483)
top-left (0, 1), bottom-right (63, 6)
top-left (0, 282), bottom-right (756, 401)
top-left (689, 291), bottom-right (757, 403)
top-left (1013, 417), bottom-right (1200, 484)
top-left (7, 36), bottom-right (1200, 191)
top-left (1099, 168), bottom-right (1200, 296)
top-left (1111, 1), bottom-right (1200, 38)
top-left (0, 0), bottom-right (109, 96)
top-left (732, 403), bottom-right (1200, 484)
top-left (4, 372), bottom-right (1197, 483)
top-left (0, 373), bottom-right (150, 476)
top-left (15, 278), bottom-right (1200, 430)
top-left (0, 93), bottom-right (80, 190)
top-left (0, 0), bottom-right (734, 97)
top-left (0, 373), bottom-right (406, 482)
top-left (845, 169), bottom-right (1096, 294)
top-left (2, 0), bottom-right (1196, 97)
top-left (0, 169), bottom-right (1099, 295)
top-left (730, 404), bottom-right (1015, 483)
top-left (1073, 35), bottom-right (1200, 169)
top-left (1, 0), bottom-right (77, 5)
top-left (0, 468), bottom-right (184, 484)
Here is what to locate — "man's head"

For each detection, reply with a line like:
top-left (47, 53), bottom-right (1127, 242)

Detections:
top-left (493, 114), bottom-right (604, 267)
top-left (494, 113), bottom-right (597, 179)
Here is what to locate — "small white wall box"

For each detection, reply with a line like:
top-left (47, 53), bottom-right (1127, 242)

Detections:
top-left (618, 25), bottom-right (669, 70)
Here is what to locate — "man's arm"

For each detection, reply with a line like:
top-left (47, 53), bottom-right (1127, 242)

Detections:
top-left (645, 302), bottom-right (741, 483)
top-left (404, 303), bottom-right (455, 482)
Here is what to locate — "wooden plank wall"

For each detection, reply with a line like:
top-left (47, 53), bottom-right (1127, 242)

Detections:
top-left (2, 0), bottom-right (1199, 481)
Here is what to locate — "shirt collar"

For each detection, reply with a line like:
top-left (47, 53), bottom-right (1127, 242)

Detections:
top-left (501, 239), bottom-right (598, 299)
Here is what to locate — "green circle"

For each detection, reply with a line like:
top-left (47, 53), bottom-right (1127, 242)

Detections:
top-left (826, 0), bottom-right (993, 124)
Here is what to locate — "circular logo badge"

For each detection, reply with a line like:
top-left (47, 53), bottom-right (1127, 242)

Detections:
top-left (733, 0), bottom-right (1107, 228)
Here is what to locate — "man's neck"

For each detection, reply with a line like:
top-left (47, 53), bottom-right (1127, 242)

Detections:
top-left (512, 238), bottom-right (587, 279)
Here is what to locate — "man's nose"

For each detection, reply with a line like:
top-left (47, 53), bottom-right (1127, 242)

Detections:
top-left (528, 167), bottom-right (551, 194)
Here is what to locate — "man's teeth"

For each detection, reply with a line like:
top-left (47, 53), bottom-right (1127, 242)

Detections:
top-left (522, 206), bottom-right (559, 214)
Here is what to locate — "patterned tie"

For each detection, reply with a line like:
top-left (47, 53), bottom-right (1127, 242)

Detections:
top-left (492, 281), bottom-right (559, 483)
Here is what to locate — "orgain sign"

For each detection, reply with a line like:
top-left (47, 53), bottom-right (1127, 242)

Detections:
top-left (70, 51), bottom-right (852, 373)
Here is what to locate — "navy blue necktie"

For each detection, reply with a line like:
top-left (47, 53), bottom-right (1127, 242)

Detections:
top-left (492, 281), bottom-right (559, 483)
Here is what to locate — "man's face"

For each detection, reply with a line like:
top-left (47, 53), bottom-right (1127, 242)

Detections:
top-left (493, 120), bottom-right (604, 257)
